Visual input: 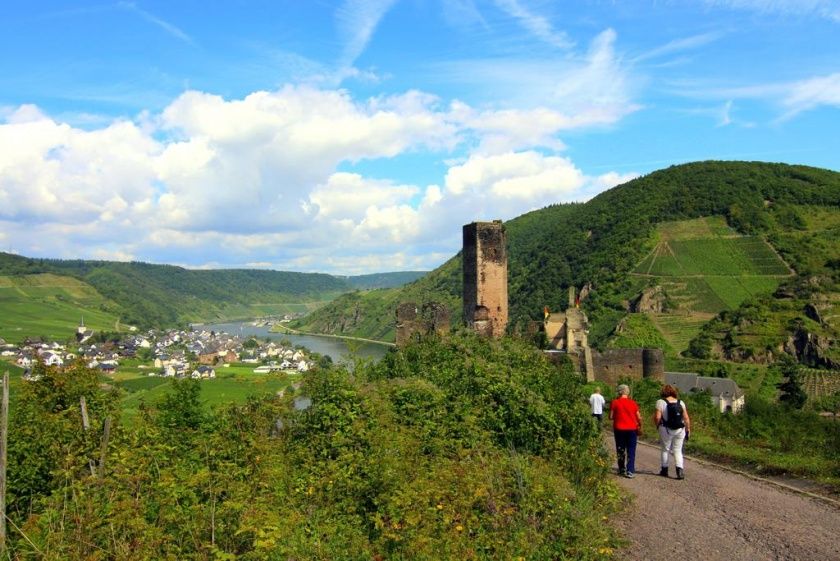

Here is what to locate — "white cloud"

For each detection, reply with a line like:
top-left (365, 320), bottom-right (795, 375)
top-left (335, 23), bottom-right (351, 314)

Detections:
top-left (590, 171), bottom-right (639, 192)
top-left (0, 109), bottom-right (159, 226)
top-left (91, 248), bottom-right (135, 261)
top-left (703, 0), bottom-right (840, 22)
top-left (781, 72), bottom-right (840, 117)
top-left (445, 151), bottom-right (585, 200)
top-left (493, 0), bottom-right (574, 49)
top-left (672, 72), bottom-right (840, 120)
top-left (0, 78), bottom-right (637, 273)
top-left (633, 32), bottom-right (723, 63)
top-left (433, 28), bottom-right (639, 125)
top-left (335, 0), bottom-right (400, 69)
top-left (310, 172), bottom-right (419, 220)
top-left (117, 1), bottom-right (195, 44)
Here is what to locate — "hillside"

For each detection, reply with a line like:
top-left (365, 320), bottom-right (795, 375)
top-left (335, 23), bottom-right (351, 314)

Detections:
top-left (0, 253), bottom-right (351, 330)
top-left (291, 161), bottom-right (840, 357)
top-left (0, 254), bottom-right (420, 336)
top-left (0, 273), bottom-right (122, 341)
top-left (344, 271), bottom-right (428, 289)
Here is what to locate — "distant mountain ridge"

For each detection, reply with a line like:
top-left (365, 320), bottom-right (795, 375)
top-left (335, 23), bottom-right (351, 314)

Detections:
top-left (290, 161), bottom-right (840, 355)
top-left (0, 252), bottom-right (425, 331)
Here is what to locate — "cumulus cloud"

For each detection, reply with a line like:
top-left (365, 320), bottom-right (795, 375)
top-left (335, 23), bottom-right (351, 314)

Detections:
top-left (0, 80), bottom-right (636, 272)
top-left (445, 151), bottom-right (584, 200)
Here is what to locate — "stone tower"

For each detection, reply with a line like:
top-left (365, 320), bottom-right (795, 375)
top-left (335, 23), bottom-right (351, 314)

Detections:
top-left (463, 221), bottom-right (508, 338)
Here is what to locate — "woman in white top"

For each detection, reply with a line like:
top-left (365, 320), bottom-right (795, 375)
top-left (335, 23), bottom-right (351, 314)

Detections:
top-left (653, 384), bottom-right (691, 480)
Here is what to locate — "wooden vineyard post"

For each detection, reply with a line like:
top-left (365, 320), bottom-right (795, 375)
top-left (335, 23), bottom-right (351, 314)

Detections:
top-left (1, 371), bottom-right (9, 554)
top-left (80, 396), bottom-right (97, 476)
top-left (98, 417), bottom-right (112, 479)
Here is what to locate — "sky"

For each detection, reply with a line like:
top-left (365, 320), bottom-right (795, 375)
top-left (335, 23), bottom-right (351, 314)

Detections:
top-left (1, 1), bottom-right (839, 274)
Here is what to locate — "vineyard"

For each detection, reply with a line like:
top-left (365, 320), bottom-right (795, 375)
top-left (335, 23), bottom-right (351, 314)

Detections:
top-left (801, 368), bottom-right (840, 400)
top-left (0, 273), bottom-right (122, 341)
top-left (625, 216), bottom-right (794, 355)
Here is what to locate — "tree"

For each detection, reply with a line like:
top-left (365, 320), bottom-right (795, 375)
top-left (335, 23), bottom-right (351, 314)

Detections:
top-left (775, 358), bottom-right (807, 409)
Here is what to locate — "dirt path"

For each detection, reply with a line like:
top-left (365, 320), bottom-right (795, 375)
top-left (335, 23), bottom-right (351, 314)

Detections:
top-left (610, 440), bottom-right (840, 561)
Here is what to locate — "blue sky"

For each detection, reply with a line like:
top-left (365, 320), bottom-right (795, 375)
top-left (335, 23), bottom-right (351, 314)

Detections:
top-left (1, 1), bottom-right (838, 273)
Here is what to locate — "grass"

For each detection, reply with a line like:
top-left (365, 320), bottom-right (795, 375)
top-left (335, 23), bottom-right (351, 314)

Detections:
top-left (0, 274), bottom-right (123, 342)
top-left (116, 364), bottom-right (299, 423)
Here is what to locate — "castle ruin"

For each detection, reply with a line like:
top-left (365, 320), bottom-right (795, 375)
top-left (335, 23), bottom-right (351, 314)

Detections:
top-left (395, 301), bottom-right (451, 347)
top-left (463, 221), bottom-right (508, 338)
top-left (538, 287), bottom-right (664, 384)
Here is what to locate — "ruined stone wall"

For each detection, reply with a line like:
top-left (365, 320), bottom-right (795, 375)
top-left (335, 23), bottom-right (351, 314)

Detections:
top-left (592, 348), bottom-right (665, 386)
top-left (463, 221), bottom-right (508, 338)
top-left (396, 301), bottom-right (451, 346)
top-left (395, 303), bottom-right (420, 347)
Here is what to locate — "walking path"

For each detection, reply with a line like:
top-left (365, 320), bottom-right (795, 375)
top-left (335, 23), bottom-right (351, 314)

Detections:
top-left (611, 440), bottom-right (840, 561)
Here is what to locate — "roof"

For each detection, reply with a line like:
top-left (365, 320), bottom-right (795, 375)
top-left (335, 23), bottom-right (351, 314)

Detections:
top-left (665, 372), bottom-right (698, 394)
top-left (696, 376), bottom-right (744, 399)
top-left (665, 372), bottom-right (744, 399)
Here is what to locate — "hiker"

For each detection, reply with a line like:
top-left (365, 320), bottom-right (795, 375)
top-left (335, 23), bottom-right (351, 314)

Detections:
top-left (609, 384), bottom-right (642, 478)
top-left (654, 384), bottom-right (691, 480)
top-left (589, 387), bottom-right (606, 424)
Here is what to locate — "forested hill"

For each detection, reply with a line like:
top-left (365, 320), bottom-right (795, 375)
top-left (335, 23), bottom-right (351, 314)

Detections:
top-left (0, 253), bottom-right (420, 329)
top-left (344, 271), bottom-right (428, 289)
top-left (291, 161), bottom-right (840, 342)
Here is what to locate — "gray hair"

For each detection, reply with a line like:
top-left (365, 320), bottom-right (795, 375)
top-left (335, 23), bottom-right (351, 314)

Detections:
top-left (617, 384), bottom-right (630, 396)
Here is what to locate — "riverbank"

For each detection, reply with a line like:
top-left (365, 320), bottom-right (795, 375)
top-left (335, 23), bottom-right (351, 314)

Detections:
top-left (202, 320), bottom-right (390, 363)
top-left (271, 322), bottom-right (395, 347)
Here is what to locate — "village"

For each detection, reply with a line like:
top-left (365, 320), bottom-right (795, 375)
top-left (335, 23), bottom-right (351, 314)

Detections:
top-left (0, 321), bottom-right (313, 381)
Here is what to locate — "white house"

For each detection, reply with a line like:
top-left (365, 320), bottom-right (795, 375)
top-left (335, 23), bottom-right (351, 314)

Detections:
top-left (41, 351), bottom-right (64, 367)
top-left (666, 372), bottom-right (746, 414)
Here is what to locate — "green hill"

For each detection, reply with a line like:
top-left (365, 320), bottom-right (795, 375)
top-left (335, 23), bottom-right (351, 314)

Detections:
top-left (292, 161), bottom-right (840, 359)
top-left (344, 270), bottom-right (428, 289)
top-left (0, 273), bottom-right (122, 341)
top-left (0, 251), bottom-right (432, 339)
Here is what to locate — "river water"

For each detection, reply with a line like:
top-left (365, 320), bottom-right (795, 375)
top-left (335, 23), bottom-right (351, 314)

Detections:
top-left (199, 320), bottom-right (390, 363)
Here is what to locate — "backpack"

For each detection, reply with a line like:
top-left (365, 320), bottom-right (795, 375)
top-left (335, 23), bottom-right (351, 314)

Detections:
top-left (663, 400), bottom-right (685, 430)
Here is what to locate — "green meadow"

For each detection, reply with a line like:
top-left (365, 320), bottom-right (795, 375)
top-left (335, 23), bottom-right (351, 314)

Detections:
top-left (1, 357), bottom-right (301, 425)
top-left (113, 363), bottom-right (299, 423)
top-left (0, 273), bottom-right (123, 342)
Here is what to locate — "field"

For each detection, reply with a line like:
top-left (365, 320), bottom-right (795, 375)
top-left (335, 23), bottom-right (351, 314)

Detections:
top-left (1, 358), bottom-right (300, 425)
top-left (112, 362), bottom-right (300, 423)
top-left (0, 274), bottom-right (123, 342)
top-left (628, 216), bottom-right (793, 355)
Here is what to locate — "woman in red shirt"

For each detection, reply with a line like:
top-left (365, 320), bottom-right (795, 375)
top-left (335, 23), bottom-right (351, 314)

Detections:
top-left (609, 383), bottom-right (642, 478)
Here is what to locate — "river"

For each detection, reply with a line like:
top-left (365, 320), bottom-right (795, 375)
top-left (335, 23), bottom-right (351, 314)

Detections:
top-left (199, 320), bottom-right (391, 363)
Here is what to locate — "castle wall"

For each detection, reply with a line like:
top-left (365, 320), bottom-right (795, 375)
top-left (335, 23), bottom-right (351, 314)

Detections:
top-left (463, 221), bottom-right (508, 338)
top-left (395, 302), bottom-right (451, 346)
top-left (592, 348), bottom-right (665, 386)
top-left (395, 303), bottom-right (419, 347)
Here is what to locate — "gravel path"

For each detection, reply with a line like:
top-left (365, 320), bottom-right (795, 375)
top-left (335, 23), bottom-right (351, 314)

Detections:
top-left (610, 440), bottom-right (840, 561)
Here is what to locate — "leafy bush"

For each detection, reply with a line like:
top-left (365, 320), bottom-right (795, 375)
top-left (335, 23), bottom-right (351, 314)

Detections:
top-left (8, 334), bottom-right (622, 560)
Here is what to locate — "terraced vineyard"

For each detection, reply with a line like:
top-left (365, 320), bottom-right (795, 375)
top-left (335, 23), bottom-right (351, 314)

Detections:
top-left (0, 273), bottom-right (123, 341)
top-left (649, 313), bottom-right (714, 353)
top-left (801, 368), bottom-right (840, 400)
top-left (629, 217), bottom-right (793, 355)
